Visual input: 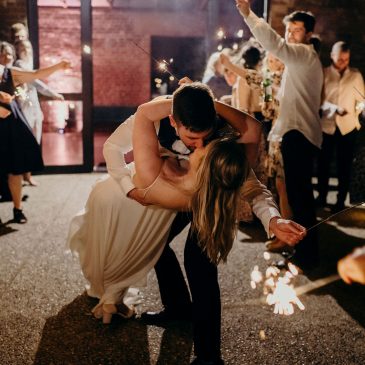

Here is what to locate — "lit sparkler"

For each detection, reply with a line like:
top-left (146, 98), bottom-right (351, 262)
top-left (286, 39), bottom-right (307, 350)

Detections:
top-left (249, 201), bottom-right (365, 315)
top-left (129, 40), bottom-right (178, 80)
top-left (250, 261), bottom-right (304, 315)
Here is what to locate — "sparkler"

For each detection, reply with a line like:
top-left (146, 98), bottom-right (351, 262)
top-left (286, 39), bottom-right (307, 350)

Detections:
top-left (249, 201), bottom-right (365, 315)
top-left (129, 40), bottom-right (178, 80)
top-left (306, 201), bottom-right (365, 232)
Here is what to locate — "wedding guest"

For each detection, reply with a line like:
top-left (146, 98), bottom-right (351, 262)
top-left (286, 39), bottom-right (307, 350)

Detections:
top-left (236, 0), bottom-right (323, 270)
top-left (0, 41), bottom-right (70, 223)
top-left (202, 51), bottom-right (232, 100)
top-left (14, 39), bottom-right (64, 186)
top-left (317, 41), bottom-right (365, 212)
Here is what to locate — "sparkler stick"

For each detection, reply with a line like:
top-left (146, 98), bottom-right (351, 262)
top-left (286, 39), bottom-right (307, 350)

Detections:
top-left (295, 274), bottom-right (340, 296)
top-left (306, 201), bottom-right (365, 232)
top-left (129, 40), bottom-right (179, 80)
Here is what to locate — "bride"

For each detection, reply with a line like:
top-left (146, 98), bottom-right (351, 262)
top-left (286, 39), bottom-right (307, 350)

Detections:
top-left (67, 85), bottom-right (262, 324)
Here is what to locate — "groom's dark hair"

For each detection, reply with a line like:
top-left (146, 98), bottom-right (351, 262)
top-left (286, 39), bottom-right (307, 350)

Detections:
top-left (172, 82), bottom-right (217, 132)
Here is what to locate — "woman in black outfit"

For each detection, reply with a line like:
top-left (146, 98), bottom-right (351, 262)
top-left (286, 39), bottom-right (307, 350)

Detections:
top-left (0, 41), bottom-right (70, 223)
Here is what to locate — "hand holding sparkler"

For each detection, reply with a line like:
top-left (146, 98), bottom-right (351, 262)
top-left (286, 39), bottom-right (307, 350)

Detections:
top-left (235, 0), bottom-right (251, 18)
top-left (338, 246), bottom-right (365, 285)
top-left (269, 217), bottom-right (306, 246)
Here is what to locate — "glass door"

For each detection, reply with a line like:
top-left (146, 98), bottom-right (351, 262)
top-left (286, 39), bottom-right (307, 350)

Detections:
top-left (29, 0), bottom-right (93, 173)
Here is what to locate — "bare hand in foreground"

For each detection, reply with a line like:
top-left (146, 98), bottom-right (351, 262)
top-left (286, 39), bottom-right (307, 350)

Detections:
top-left (269, 217), bottom-right (306, 246)
top-left (235, 0), bottom-right (251, 18)
top-left (338, 247), bottom-right (365, 284)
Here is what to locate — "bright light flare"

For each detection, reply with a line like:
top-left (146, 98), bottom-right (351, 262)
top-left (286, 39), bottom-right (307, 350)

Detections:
top-left (217, 28), bottom-right (225, 39)
top-left (250, 261), bottom-right (304, 316)
top-left (250, 265), bottom-right (263, 289)
top-left (237, 29), bottom-right (244, 38)
top-left (158, 62), bottom-right (168, 71)
top-left (266, 278), bottom-right (305, 315)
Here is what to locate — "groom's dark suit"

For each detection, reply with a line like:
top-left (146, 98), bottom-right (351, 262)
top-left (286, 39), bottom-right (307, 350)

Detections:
top-left (103, 111), bottom-right (280, 365)
top-left (155, 117), bottom-right (223, 362)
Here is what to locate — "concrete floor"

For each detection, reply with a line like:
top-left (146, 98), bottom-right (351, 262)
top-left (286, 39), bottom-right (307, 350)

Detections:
top-left (0, 174), bottom-right (365, 365)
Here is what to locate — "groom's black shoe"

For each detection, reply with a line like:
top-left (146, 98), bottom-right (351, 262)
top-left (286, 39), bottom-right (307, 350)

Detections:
top-left (190, 357), bottom-right (224, 365)
top-left (140, 308), bottom-right (192, 325)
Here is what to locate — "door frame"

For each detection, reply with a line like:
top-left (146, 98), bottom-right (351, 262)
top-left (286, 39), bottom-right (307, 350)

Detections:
top-left (27, 0), bottom-right (94, 173)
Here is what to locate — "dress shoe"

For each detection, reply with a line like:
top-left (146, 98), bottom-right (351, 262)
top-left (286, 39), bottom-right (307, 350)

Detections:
top-left (140, 308), bottom-right (192, 325)
top-left (13, 208), bottom-right (27, 224)
top-left (190, 357), bottom-right (224, 365)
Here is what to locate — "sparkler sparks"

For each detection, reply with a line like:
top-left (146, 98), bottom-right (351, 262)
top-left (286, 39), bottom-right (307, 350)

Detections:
top-left (250, 260), bottom-right (304, 315)
top-left (129, 40), bottom-right (178, 80)
top-left (249, 202), bottom-right (365, 315)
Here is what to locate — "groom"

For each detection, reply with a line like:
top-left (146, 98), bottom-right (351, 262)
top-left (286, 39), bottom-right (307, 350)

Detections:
top-left (104, 82), bottom-right (305, 365)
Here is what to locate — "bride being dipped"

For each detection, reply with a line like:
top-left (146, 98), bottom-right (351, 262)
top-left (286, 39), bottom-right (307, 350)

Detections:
top-left (67, 82), bottom-right (305, 325)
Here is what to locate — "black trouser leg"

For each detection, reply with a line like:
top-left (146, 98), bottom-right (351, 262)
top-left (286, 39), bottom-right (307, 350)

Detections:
top-left (336, 128), bottom-right (358, 206)
top-left (154, 212), bottom-right (192, 312)
top-left (317, 132), bottom-right (335, 201)
top-left (184, 228), bottom-right (221, 361)
top-left (281, 130), bottom-right (319, 267)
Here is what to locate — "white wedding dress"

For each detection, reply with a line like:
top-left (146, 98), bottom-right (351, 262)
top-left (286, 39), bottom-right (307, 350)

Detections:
top-left (67, 164), bottom-right (177, 312)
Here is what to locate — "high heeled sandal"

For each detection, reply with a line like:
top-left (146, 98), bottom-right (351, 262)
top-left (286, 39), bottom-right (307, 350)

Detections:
top-left (13, 208), bottom-right (27, 224)
top-left (101, 304), bottom-right (117, 324)
top-left (116, 303), bottom-right (135, 319)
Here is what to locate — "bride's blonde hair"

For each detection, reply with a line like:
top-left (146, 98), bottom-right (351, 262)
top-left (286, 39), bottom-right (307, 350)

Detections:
top-left (190, 138), bottom-right (249, 265)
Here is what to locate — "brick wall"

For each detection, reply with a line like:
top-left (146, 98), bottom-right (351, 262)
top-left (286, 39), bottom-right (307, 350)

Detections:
top-left (38, 7), bottom-right (207, 107)
top-left (2, 1), bottom-right (365, 107)
top-left (269, 0), bottom-right (365, 75)
top-left (0, 0), bottom-right (27, 42)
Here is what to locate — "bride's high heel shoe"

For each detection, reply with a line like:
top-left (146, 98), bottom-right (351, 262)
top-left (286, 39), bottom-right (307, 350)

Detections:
top-left (116, 303), bottom-right (135, 319)
top-left (94, 303), bottom-right (135, 324)
top-left (102, 304), bottom-right (117, 324)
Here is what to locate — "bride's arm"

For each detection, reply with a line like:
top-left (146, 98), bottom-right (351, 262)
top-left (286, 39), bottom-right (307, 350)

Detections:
top-left (132, 99), bottom-right (172, 188)
top-left (214, 101), bottom-right (262, 167)
top-left (214, 100), bottom-right (262, 144)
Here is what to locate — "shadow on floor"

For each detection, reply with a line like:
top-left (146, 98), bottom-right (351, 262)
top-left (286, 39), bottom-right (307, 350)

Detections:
top-left (0, 223), bottom-right (18, 237)
top-left (33, 292), bottom-right (193, 365)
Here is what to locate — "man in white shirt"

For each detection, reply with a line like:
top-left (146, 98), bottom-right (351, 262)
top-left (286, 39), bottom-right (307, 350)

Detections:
top-left (317, 41), bottom-right (365, 212)
top-left (235, 0), bottom-right (323, 270)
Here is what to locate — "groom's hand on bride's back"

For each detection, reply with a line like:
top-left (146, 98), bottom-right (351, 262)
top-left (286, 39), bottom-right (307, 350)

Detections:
top-left (127, 188), bottom-right (150, 206)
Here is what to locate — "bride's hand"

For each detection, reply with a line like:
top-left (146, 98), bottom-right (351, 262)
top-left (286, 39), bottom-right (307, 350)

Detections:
top-left (178, 76), bottom-right (194, 85)
top-left (127, 188), bottom-right (150, 206)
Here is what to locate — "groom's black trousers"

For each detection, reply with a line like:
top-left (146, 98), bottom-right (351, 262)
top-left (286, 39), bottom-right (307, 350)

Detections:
top-left (155, 212), bottom-right (221, 361)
